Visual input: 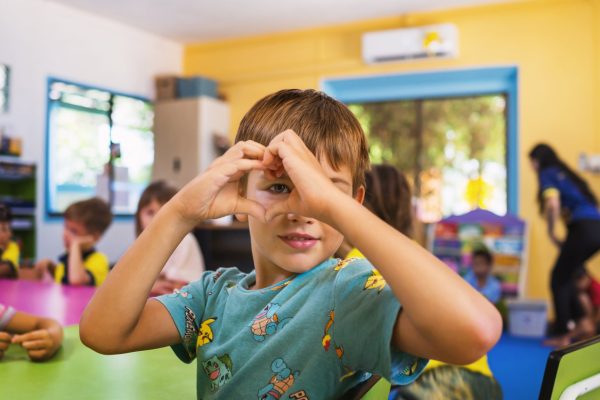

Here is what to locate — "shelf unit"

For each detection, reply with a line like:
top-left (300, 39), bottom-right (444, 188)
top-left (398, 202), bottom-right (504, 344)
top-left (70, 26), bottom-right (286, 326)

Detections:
top-left (0, 159), bottom-right (36, 264)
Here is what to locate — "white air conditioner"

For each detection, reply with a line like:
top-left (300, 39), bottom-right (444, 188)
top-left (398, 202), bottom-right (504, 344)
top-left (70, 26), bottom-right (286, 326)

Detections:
top-left (362, 23), bottom-right (458, 64)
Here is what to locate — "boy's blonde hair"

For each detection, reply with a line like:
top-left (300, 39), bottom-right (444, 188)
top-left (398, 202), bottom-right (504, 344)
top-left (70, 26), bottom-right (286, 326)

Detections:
top-left (235, 89), bottom-right (370, 193)
top-left (64, 197), bottom-right (112, 236)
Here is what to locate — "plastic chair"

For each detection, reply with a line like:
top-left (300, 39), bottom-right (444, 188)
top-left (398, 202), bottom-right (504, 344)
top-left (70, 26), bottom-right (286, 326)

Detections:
top-left (339, 375), bottom-right (391, 400)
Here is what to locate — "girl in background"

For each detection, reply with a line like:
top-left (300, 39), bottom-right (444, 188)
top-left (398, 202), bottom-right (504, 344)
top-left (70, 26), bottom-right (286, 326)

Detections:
top-left (136, 181), bottom-right (205, 295)
top-left (529, 143), bottom-right (600, 345)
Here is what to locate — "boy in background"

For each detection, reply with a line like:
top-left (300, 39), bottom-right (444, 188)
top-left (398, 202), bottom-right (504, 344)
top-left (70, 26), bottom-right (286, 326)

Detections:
top-left (35, 198), bottom-right (112, 286)
top-left (81, 89), bottom-right (501, 398)
top-left (464, 247), bottom-right (502, 304)
top-left (0, 204), bottom-right (20, 278)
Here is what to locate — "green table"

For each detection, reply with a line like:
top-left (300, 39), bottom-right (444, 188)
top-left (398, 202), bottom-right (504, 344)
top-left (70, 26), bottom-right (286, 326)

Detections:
top-left (0, 326), bottom-right (196, 399)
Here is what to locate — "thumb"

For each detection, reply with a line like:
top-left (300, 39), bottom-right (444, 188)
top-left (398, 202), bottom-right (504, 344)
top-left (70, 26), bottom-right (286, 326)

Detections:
top-left (235, 198), bottom-right (267, 222)
top-left (264, 201), bottom-right (292, 222)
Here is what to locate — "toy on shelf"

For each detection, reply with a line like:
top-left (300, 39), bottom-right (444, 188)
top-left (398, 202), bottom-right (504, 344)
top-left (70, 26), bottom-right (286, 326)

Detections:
top-left (428, 208), bottom-right (528, 300)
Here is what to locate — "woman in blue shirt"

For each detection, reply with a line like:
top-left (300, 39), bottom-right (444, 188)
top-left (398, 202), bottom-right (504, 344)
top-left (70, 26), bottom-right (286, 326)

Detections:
top-left (529, 143), bottom-right (600, 343)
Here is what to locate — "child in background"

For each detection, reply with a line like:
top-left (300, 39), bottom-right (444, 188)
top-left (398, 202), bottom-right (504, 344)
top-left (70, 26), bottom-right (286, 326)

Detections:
top-left (0, 204), bottom-right (20, 278)
top-left (341, 164), bottom-right (502, 400)
top-left (81, 89), bottom-right (501, 398)
top-left (136, 181), bottom-right (205, 295)
top-left (34, 197), bottom-right (112, 286)
top-left (464, 247), bottom-right (502, 304)
top-left (0, 303), bottom-right (63, 361)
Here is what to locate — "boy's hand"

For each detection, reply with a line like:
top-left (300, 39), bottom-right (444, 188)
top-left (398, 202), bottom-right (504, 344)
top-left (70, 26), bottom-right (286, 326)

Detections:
top-left (262, 130), bottom-right (344, 222)
top-left (172, 140), bottom-right (268, 224)
top-left (70, 235), bottom-right (96, 251)
top-left (0, 331), bottom-right (11, 360)
top-left (12, 329), bottom-right (60, 361)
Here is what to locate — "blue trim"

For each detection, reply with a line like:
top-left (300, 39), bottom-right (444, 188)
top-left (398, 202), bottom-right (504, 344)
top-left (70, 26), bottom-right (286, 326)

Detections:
top-left (44, 77), bottom-right (151, 220)
top-left (322, 66), bottom-right (519, 214)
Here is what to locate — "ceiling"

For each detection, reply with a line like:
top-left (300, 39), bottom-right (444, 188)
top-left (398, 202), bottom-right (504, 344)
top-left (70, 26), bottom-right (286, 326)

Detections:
top-left (46, 0), bottom-right (511, 43)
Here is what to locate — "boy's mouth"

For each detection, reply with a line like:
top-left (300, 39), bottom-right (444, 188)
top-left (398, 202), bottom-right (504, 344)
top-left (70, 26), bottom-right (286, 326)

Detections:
top-left (278, 233), bottom-right (318, 249)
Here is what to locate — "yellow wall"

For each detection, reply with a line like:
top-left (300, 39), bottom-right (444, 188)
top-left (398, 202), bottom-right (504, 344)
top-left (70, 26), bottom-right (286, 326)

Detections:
top-left (184, 0), bottom-right (600, 302)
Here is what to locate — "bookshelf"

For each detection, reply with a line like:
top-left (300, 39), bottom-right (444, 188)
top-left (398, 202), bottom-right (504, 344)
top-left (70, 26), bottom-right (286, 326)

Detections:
top-left (0, 159), bottom-right (36, 264)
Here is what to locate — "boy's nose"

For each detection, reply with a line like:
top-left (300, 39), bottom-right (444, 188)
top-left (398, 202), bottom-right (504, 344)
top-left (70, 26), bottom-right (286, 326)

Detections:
top-left (286, 213), bottom-right (313, 224)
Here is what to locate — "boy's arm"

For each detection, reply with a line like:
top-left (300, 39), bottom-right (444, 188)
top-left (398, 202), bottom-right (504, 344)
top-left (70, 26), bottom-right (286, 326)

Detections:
top-left (66, 238), bottom-right (93, 285)
top-left (0, 261), bottom-right (17, 278)
top-left (264, 130), bottom-right (502, 365)
top-left (80, 141), bottom-right (267, 354)
top-left (8, 311), bottom-right (63, 361)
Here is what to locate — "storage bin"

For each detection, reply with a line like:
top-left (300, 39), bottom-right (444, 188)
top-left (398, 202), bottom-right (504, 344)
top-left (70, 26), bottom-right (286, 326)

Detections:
top-left (176, 76), bottom-right (217, 98)
top-left (507, 299), bottom-right (548, 338)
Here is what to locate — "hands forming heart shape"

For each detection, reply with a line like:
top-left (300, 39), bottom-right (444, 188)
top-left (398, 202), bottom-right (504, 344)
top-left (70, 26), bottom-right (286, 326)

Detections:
top-left (173, 130), bottom-right (345, 227)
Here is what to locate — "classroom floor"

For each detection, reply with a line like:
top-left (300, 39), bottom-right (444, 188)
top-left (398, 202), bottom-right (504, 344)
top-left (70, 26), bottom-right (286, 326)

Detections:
top-left (488, 334), bottom-right (554, 400)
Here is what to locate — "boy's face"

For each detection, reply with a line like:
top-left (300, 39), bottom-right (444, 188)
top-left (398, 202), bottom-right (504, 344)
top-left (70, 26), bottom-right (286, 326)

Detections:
top-left (0, 222), bottom-right (11, 248)
top-left (244, 159), bottom-right (359, 276)
top-left (472, 255), bottom-right (492, 278)
top-left (63, 219), bottom-right (98, 251)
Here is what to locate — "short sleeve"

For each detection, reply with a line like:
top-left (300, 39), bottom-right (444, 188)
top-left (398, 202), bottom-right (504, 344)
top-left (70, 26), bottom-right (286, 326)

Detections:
top-left (84, 252), bottom-right (110, 286)
top-left (539, 168), bottom-right (559, 196)
top-left (0, 303), bottom-right (16, 330)
top-left (1, 242), bottom-right (20, 272)
top-left (154, 270), bottom-right (214, 363)
top-left (331, 258), bottom-right (428, 386)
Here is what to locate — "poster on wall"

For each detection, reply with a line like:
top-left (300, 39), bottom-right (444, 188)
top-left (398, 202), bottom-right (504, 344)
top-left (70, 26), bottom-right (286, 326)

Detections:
top-left (428, 208), bottom-right (528, 300)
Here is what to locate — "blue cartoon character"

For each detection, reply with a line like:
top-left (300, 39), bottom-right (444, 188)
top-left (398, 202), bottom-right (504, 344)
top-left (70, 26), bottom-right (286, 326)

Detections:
top-left (257, 358), bottom-right (300, 400)
top-left (250, 303), bottom-right (290, 342)
top-left (202, 354), bottom-right (233, 392)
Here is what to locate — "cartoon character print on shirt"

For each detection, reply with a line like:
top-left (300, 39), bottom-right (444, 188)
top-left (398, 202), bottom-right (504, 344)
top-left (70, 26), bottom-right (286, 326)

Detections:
top-left (202, 354), bottom-right (233, 392)
top-left (182, 306), bottom-right (198, 359)
top-left (257, 358), bottom-right (300, 400)
top-left (334, 258), bottom-right (357, 272)
top-left (250, 303), bottom-right (291, 342)
top-left (168, 288), bottom-right (193, 299)
top-left (364, 269), bottom-right (386, 293)
top-left (197, 317), bottom-right (217, 347)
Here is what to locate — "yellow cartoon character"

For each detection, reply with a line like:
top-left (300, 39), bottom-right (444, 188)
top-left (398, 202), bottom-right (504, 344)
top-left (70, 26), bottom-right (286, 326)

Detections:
top-left (364, 269), bottom-right (386, 293)
top-left (197, 317), bottom-right (217, 347)
top-left (334, 258), bottom-right (356, 271)
top-left (322, 310), bottom-right (334, 350)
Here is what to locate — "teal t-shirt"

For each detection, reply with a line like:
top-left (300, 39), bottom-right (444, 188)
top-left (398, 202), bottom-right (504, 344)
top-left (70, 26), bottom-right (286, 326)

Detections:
top-left (156, 257), bottom-right (427, 399)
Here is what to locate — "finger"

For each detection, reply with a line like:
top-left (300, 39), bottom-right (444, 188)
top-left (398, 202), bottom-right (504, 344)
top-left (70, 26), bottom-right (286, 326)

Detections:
top-left (235, 198), bottom-right (266, 222)
top-left (215, 159), bottom-right (265, 183)
top-left (28, 349), bottom-right (50, 361)
top-left (12, 330), bottom-right (48, 344)
top-left (0, 341), bottom-right (9, 351)
top-left (0, 331), bottom-right (12, 342)
top-left (216, 141), bottom-right (265, 164)
top-left (264, 201), bottom-right (293, 222)
top-left (21, 339), bottom-right (51, 351)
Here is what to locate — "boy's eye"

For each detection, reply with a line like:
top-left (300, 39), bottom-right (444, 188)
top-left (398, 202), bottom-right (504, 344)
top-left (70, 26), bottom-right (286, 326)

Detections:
top-left (269, 184), bottom-right (290, 194)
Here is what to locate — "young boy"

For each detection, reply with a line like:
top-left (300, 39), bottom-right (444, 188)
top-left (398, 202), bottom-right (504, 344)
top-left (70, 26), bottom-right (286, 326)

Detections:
top-left (81, 89), bottom-right (501, 398)
top-left (35, 198), bottom-right (112, 286)
top-left (464, 247), bottom-right (502, 304)
top-left (0, 204), bottom-right (20, 279)
top-left (0, 303), bottom-right (63, 361)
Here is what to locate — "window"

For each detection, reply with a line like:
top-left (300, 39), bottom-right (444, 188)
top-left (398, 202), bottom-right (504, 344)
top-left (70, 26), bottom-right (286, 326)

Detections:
top-left (46, 79), bottom-right (154, 216)
top-left (0, 64), bottom-right (9, 113)
top-left (323, 67), bottom-right (519, 217)
top-left (349, 95), bottom-right (507, 222)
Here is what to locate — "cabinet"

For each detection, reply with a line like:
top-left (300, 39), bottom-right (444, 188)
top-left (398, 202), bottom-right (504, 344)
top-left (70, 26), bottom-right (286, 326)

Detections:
top-left (0, 159), bottom-right (36, 263)
top-left (152, 97), bottom-right (230, 188)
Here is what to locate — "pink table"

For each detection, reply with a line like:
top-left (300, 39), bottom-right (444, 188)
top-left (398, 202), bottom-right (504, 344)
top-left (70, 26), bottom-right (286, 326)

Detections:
top-left (0, 279), bottom-right (96, 326)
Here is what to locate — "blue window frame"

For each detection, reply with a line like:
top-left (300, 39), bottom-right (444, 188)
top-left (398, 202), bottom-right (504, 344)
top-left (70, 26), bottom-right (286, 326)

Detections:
top-left (45, 78), bottom-right (154, 217)
top-left (0, 64), bottom-right (9, 113)
top-left (322, 66), bottom-right (519, 215)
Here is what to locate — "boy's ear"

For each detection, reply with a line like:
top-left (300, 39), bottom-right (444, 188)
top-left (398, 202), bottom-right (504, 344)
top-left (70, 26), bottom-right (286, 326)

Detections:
top-left (354, 185), bottom-right (366, 205)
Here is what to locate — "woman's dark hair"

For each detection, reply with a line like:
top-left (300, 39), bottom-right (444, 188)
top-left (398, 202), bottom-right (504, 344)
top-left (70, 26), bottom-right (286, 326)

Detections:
top-left (529, 143), bottom-right (597, 213)
top-left (364, 164), bottom-right (413, 237)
